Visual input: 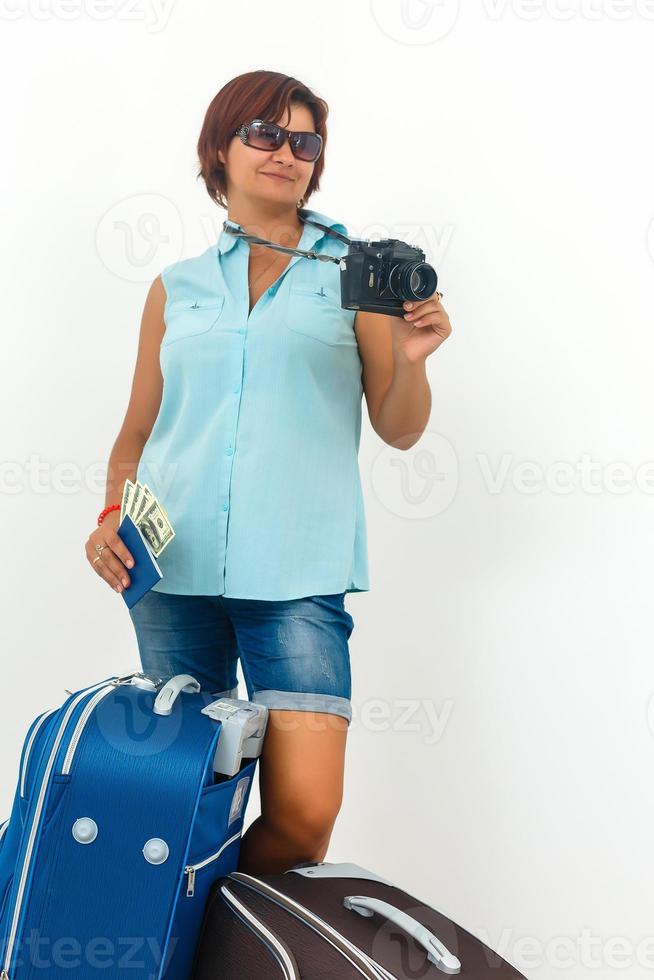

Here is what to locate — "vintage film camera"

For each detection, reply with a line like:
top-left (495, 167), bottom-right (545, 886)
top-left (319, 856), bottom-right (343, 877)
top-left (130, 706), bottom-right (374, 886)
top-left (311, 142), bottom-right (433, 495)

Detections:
top-left (338, 235), bottom-right (438, 317)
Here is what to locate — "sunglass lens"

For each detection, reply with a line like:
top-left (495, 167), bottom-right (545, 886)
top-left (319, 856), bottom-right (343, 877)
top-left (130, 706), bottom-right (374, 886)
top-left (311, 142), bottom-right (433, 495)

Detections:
top-left (247, 120), bottom-right (283, 150)
top-left (291, 132), bottom-right (322, 162)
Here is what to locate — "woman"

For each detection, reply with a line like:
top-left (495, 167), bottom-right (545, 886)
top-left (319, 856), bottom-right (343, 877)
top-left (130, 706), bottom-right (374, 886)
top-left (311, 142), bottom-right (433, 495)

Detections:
top-left (84, 70), bottom-right (452, 874)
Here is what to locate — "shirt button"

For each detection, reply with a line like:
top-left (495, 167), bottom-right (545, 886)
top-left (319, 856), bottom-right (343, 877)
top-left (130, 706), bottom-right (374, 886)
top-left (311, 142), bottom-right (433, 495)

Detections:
top-left (232, 384), bottom-right (240, 394)
top-left (222, 502), bottom-right (229, 512)
top-left (267, 286), bottom-right (275, 295)
top-left (225, 446), bottom-right (233, 456)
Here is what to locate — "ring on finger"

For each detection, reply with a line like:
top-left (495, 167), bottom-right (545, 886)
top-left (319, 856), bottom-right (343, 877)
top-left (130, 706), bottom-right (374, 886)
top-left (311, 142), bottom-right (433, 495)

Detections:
top-left (92, 556), bottom-right (102, 566)
top-left (95, 543), bottom-right (105, 556)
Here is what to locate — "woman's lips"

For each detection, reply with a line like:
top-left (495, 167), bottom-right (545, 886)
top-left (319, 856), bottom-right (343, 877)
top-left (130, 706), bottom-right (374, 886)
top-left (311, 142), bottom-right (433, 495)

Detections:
top-left (260, 172), bottom-right (293, 182)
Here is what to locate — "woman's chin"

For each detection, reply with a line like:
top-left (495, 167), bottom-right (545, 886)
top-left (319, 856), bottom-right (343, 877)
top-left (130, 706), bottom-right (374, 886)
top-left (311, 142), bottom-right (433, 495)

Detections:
top-left (251, 185), bottom-right (298, 208)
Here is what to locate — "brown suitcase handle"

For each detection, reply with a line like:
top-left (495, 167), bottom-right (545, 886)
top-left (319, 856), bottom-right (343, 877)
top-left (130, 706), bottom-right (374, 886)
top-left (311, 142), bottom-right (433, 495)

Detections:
top-left (343, 895), bottom-right (461, 975)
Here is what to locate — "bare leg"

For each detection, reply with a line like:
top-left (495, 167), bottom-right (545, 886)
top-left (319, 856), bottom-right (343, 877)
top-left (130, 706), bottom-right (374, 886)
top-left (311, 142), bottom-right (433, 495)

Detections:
top-left (237, 709), bottom-right (348, 875)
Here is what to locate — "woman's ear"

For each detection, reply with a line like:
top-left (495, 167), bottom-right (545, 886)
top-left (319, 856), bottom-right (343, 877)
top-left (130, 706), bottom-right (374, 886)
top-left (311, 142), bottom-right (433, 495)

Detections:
top-left (217, 148), bottom-right (227, 167)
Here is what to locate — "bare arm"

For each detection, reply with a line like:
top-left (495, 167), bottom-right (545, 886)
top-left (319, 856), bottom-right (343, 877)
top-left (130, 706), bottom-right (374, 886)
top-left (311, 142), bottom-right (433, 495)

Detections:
top-left (85, 275), bottom-right (167, 593)
top-left (103, 275), bottom-right (167, 508)
top-left (354, 309), bottom-right (432, 451)
top-left (354, 294), bottom-right (452, 450)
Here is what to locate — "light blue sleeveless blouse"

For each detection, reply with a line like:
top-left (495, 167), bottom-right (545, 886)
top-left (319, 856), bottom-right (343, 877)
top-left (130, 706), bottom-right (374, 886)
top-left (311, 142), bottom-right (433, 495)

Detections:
top-left (136, 207), bottom-right (370, 599)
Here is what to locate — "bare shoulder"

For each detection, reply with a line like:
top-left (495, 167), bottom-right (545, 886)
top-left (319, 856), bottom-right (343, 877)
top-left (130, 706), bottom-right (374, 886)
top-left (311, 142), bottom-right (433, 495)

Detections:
top-left (140, 275), bottom-right (167, 343)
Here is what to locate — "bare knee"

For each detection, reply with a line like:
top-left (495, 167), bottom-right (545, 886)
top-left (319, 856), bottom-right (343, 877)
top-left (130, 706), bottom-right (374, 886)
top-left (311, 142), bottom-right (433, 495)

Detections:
top-left (270, 795), bottom-right (342, 856)
top-left (256, 708), bottom-right (348, 863)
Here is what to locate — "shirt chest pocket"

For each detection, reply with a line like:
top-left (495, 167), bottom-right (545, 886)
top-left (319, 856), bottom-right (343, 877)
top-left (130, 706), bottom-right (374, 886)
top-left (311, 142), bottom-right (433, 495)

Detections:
top-left (161, 296), bottom-right (226, 348)
top-left (286, 284), bottom-right (356, 348)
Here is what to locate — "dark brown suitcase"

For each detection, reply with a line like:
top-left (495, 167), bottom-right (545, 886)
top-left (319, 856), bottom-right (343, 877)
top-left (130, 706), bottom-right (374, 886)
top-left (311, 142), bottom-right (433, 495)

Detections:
top-left (191, 860), bottom-right (528, 979)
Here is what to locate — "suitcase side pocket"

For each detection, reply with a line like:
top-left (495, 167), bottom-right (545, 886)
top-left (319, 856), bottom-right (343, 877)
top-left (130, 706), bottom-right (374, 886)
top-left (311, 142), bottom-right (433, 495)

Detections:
top-left (185, 758), bottom-right (257, 883)
top-left (163, 760), bottom-right (259, 979)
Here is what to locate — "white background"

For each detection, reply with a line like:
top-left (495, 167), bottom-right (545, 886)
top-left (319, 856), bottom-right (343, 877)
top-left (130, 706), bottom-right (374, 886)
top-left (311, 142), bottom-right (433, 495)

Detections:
top-left (1, 1), bottom-right (652, 977)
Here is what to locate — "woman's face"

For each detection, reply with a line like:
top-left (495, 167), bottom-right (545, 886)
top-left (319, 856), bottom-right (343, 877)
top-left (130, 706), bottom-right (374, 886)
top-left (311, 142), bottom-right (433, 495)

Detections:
top-left (219, 102), bottom-right (317, 208)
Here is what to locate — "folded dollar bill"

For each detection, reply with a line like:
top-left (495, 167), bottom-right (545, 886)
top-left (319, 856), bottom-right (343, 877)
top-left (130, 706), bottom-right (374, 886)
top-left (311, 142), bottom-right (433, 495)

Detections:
top-left (120, 479), bottom-right (175, 558)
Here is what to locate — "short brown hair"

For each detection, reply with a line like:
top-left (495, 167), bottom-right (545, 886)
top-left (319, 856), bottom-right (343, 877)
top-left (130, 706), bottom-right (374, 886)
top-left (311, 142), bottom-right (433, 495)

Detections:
top-left (197, 70), bottom-right (329, 210)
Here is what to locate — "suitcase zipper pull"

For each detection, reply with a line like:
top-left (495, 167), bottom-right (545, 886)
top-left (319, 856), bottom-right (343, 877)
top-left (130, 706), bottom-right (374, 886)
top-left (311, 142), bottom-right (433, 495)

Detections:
top-left (183, 833), bottom-right (242, 900)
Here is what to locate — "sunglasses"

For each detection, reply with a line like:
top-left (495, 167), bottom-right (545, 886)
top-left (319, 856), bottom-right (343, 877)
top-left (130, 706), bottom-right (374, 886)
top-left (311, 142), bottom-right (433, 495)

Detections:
top-left (232, 118), bottom-right (323, 163)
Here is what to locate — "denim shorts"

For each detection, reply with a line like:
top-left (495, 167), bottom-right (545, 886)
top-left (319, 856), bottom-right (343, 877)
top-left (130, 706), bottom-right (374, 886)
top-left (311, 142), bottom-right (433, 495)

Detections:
top-left (127, 591), bottom-right (355, 724)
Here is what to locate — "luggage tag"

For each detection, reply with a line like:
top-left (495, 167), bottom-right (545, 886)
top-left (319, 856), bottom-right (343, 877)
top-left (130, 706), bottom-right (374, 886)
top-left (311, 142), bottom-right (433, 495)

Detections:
top-left (201, 698), bottom-right (269, 777)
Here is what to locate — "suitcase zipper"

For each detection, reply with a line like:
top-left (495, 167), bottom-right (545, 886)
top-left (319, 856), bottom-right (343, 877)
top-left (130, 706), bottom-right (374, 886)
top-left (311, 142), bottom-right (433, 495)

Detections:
top-left (0, 677), bottom-right (133, 980)
top-left (60, 684), bottom-right (118, 775)
top-left (228, 873), bottom-right (389, 980)
top-left (19, 709), bottom-right (58, 798)
top-left (184, 830), bottom-right (242, 896)
top-left (220, 884), bottom-right (300, 980)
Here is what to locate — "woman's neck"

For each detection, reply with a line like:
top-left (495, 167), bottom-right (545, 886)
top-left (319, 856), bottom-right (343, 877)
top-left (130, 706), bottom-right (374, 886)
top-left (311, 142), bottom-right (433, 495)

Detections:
top-left (226, 199), bottom-right (304, 246)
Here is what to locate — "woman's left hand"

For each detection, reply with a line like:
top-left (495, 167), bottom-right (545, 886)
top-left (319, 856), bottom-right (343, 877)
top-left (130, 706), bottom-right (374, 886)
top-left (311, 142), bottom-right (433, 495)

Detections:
top-left (391, 294), bottom-right (452, 363)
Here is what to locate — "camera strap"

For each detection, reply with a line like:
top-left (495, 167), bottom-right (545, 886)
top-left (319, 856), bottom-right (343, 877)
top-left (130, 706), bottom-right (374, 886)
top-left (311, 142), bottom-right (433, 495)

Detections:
top-left (220, 210), bottom-right (351, 265)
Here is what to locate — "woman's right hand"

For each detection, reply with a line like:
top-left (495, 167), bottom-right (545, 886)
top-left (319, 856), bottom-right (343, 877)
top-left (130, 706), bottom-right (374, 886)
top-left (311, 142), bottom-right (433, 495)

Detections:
top-left (85, 511), bottom-right (135, 593)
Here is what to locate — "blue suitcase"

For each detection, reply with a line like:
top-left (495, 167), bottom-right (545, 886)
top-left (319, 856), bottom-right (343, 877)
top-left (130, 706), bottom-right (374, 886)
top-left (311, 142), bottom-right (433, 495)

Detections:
top-left (0, 670), bottom-right (268, 979)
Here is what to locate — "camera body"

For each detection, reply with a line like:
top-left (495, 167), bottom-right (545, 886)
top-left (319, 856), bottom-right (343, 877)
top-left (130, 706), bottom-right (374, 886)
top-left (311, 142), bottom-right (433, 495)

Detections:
top-left (339, 237), bottom-right (438, 317)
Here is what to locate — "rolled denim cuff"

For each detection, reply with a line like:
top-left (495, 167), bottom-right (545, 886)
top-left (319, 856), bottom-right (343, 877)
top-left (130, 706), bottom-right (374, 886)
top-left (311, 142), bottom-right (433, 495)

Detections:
top-left (251, 689), bottom-right (352, 724)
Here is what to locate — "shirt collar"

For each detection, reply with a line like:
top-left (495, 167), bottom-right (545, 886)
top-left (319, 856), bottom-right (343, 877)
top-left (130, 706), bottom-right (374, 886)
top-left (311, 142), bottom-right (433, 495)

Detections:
top-left (216, 208), bottom-right (347, 256)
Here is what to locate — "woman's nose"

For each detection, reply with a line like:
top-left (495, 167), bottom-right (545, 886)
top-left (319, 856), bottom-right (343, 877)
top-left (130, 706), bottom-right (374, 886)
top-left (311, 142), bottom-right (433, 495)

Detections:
top-left (271, 139), bottom-right (296, 163)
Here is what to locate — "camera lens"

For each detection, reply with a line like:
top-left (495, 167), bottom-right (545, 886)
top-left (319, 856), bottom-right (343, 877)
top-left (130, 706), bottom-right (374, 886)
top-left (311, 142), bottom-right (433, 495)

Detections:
top-left (390, 261), bottom-right (438, 301)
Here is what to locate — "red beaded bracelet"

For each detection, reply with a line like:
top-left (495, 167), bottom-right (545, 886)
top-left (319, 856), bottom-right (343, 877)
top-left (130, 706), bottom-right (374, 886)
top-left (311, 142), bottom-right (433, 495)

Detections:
top-left (98, 504), bottom-right (121, 526)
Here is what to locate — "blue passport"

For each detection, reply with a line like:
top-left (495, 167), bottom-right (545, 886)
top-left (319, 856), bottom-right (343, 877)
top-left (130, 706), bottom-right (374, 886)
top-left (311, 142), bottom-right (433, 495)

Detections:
top-left (116, 513), bottom-right (163, 609)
